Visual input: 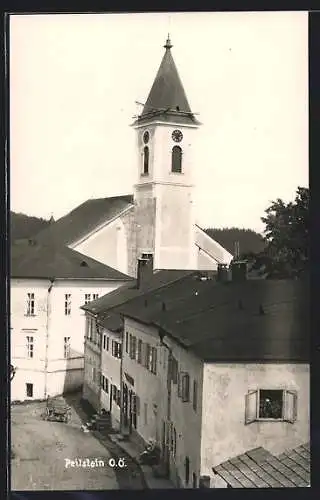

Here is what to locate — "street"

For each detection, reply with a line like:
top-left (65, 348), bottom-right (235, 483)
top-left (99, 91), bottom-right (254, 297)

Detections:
top-left (11, 392), bottom-right (146, 490)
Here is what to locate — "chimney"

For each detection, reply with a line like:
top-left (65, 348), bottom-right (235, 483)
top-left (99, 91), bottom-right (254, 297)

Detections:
top-left (136, 255), bottom-right (154, 289)
top-left (231, 260), bottom-right (247, 282)
top-left (217, 264), bottom-right (229, 282)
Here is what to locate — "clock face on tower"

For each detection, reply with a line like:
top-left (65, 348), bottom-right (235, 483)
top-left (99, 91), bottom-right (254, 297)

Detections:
top-left (172, 129), bottom-right (183, 143)
top-left (143, 131), bottom-right (150, 144)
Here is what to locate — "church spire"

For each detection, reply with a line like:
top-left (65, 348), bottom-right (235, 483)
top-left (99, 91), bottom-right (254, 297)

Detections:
top-left (164, 34), bottom-right (173, 50)
top-left (134, 36), bottom-right (200, 126)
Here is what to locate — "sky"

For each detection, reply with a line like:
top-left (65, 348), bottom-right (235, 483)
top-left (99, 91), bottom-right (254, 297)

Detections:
top-left (10, 12), bottom-right (308, 233)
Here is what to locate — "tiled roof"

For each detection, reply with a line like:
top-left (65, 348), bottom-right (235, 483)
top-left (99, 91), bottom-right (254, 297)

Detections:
top-left (133, 38), bottom-right (199, 126)
top-left (213, 443), bottom-right (310, 488)
top-left (11, 241), bottom-right (132, 281)
top-left (34, 195), bottom-right (134, 247)
top-left (100, 274), bottom-right (309, 362)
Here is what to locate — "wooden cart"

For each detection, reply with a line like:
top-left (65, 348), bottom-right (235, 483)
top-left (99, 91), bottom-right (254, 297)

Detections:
top-left (42, 397), bottom-right (72, 423)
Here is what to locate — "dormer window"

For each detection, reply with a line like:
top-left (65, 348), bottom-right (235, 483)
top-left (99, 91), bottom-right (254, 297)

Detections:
top-left (143, 146), bottom-right (149, 175)
top-left (171, 145), bottom-right (182, 173)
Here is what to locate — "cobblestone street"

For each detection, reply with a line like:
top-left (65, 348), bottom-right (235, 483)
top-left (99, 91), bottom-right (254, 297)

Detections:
top-left (11, 392), bottom-right (146, 490)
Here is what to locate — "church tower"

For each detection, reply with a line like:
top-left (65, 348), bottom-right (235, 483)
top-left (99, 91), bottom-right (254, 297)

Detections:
top-left (132, 36), bottom-right (201, 271)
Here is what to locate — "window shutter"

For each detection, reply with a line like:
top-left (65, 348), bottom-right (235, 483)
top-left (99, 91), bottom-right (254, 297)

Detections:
top-left (283, 390), bottom-right (298, 423)
top-left (181, 372), bottom-right (190, 402)
top-left (245, 390), bottom-right (258, 424)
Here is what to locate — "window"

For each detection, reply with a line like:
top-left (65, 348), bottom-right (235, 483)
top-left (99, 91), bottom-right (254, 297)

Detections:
top-left (112, 340), bottom-right (122, 359)
top-left (64, 337), bottom-right (71, 358)
top-left (26, 383), bottom-right (33, 397)
top-left (171, 357), bottom-right (178, 384)
top-left (112, 385), bottom-right (117, 402)
top-left (143, 146), bottom-right (149, 174)
top-left (141, 253), bottom-right (153, 261)
top-left (26, 293), bottom-right (35, 316)
top-left (84, 293), bottom-right (91, 305)
top-left (101, 375), bottom-right (109, 393)
top-left (132, 394), bottom-right (138, 429)
top-left (125, 332), bottom-right (129, 353)
top-left (185, 456), bottom-right (190, 485)
top-left (137, 339), bottom-right (142, 364)
top-left (171, 145), bottom-right (182, 173)
top-left (144, 343), bottom-right (151, 369)
top-left (173, 427), bottom-right (177, 458)
top-left (130, 335), bottom-right (137, 360)
top-left (150, 347), bottom-right (157, 374)
top-left (116, 389), bottom-right (121, 407)
top-left (103, 335), bottom-right (106, 350)
top-left (92, 293), bottom-right (99, 301)
top-left (26, 336), bottom-right (34, 358)
top-left (245, 389), bottom-right (298, 424)
top-left (193, 380), bottom-right (198, 411)
top-left (65, 294), bottom-right (71, 315)
top-left (106, 337), bottom-right (109, 351)
top-left (179, 372), bottom-right (190, 402)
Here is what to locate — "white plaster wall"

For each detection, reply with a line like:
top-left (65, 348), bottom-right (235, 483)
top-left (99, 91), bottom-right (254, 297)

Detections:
top-left (72, 218), bottom-right (129, 275)
top-left (200, 363), bottom-right (310, 476)
top-left (11, 279), bottom-right (50, 401)
top-left (161, 334), bottom-right (203, 488)
top-left (195, 227), bottom-right (233, 266)
top-left (11, 278), bottom-right (124, 400)
top-left (100, 328), bottom-right (122, 428)
top-left (123, 318), bottom-right (161, 444)
top-left (197, 247), bottom-right (218, 271)
top-left (83, 341), bottom-right (101, 411)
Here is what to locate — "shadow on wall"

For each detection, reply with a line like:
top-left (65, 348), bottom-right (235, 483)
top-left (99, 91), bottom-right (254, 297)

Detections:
top-left (62, 347), bottom-right (84, 397)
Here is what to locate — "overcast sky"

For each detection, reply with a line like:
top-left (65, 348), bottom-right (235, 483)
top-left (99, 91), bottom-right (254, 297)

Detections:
top-left (10, 12), bottom-right (308, 233)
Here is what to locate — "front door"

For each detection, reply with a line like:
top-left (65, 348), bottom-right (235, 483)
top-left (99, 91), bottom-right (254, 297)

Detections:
top-left (161, 420), bottom-right (170, 477)
top-left (128, 389), bottom-right (133, 433)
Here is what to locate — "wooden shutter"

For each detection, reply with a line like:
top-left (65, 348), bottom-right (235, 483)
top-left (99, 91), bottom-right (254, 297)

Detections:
top-left (181, 373), bottom-right (190, 402)
top-left (136, 395), bottom-right (140, 416)
top-left (245, 390), bottom-right (258, 424)
top-left (283, 390), bottom-right (298, 423)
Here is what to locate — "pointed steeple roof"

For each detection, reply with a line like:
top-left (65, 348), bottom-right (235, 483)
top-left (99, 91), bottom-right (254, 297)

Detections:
top-left (134, 36), bottom-right (200, 126)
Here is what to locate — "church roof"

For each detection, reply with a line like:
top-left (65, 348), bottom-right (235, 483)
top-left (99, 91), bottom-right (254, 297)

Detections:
top-left (11, 240), bottom-right (132, 281)
top-left (34, 195), bottom-right (134, 247)
top-left (134, 37), bottom-right (200, 126)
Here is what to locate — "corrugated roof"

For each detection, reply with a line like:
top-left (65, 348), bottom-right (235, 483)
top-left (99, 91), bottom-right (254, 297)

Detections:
top-left (11, 241), bottom-right (132, 281)
top-left (213, 443), bottom-right (310, 488)
top-left (133, 38), bottom-right (199, 126)
top-left (34, 195), bottom-right (134, 247)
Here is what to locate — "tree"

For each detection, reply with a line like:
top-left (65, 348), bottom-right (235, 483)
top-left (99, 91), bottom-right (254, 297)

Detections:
top-left (260, 186), bottom-right (309, 277)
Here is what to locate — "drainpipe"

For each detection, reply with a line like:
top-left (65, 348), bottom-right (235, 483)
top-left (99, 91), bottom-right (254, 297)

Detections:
top-left (95, 315), bottom-right (102, 413)
top-left (159, 328), bottom-right (172, 477)
top-left (44, 279), bottom-right (54, 399)
top-left (119, 315), bottom-right (124, 434)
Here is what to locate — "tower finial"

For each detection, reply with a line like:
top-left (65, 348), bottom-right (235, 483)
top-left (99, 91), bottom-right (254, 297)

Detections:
top-left (164, 34), bottom-right (173, 50)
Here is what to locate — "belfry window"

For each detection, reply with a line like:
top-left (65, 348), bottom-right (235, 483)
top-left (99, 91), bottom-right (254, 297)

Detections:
top-left (143, 146), bottom-right (149, 174)
top-left (171, 146), bottom-right (182, 173)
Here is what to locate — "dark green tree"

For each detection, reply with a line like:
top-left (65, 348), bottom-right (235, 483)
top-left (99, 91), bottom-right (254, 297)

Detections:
top-left (260, 186), bottom-right (309, 277)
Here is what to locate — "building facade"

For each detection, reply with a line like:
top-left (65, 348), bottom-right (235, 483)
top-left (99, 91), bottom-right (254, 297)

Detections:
top-left (11, 243), bottom-right (131, 401)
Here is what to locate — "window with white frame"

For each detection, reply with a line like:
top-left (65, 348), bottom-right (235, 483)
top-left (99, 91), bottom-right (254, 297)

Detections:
top-left (26, 336), bottom-right (34, 358)
top-left (150, 347), bottom-right (157, 374)
top-left (245, 389), bottom-right (298, 424)
top-left (26, 293), bottom-right (35, 316)
top-left (84, 293), bottom-right (91, 305)
top-left (64, 337), bottom-right (71, 358)
top-left (92, 293), bottom-right (99, 301)
top-left (112, 340), bottom-right (122, 359)
top-left (65, 294), bottom-right (71, 315)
